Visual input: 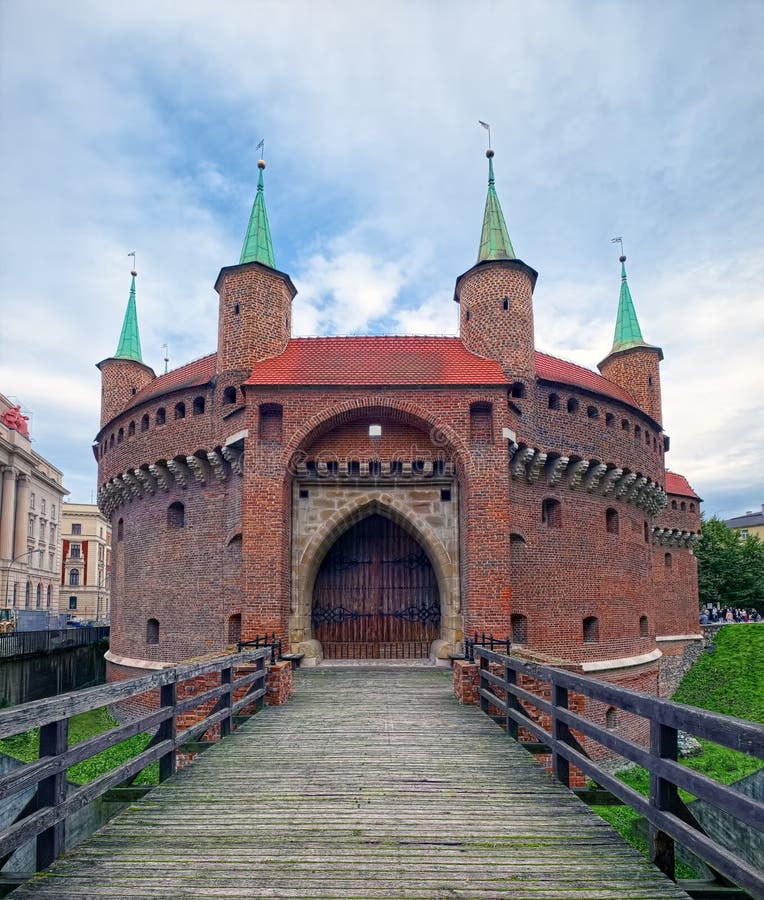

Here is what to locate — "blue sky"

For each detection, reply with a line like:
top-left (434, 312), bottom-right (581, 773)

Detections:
top-left (1, 0), bottom-right (762, 518)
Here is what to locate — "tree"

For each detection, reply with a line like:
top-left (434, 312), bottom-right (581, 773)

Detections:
top-left (695, 516), bottom-right (764, 612)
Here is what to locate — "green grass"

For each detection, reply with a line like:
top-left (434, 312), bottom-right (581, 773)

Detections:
top-left (592, 625), bottom-right (763, 879)
top-left (0, 706), bottom-right (159, 786)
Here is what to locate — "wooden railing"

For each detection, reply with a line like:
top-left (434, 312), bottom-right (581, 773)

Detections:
top-left (0, 647), bottom-right (267, 873)
top-left (474, 646), bottom-right (764, 898)
top-left (0, 627), bottom-right (110, 659)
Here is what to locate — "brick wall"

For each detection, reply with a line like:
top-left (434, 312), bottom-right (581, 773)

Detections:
top-left (598, 346), bottom-right (663, 426)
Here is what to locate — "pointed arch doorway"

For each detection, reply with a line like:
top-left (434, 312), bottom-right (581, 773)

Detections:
top-left (311, 514), bottom-right (441, 659)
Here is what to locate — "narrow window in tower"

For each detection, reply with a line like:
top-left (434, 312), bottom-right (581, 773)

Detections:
top-left (605, 413), bottom-right (615, 427)
top-left (680, 501), bottom-right (686, 511)
top-left (502, 297), bottom-right (509, 311)
top-left (128, 421), bottom-right (135, 437)
top-left (465, 309), bottom-right (471, 322)
top-left (193, 396), bottom-right (205, 415)
top-left (141, 414), bottom-right (149, 432)
top-left (548, 393), bottom-right (560, 410)
top-left (541, 498), bottom-right (561, 528)
top-left (146, 618), bottom-right (159, 645)
top-left (587, 405), bottom-right (599, 420)
top-left (639, 615), bottom-right (649, 637)
top-left (167, 502), bottom-right (185, 528)
top-left (671, 500), bottom-right (678, 510)
top-left (621, 419), bottom-right (630, 431)
top-left (567, 397), bottom-right (579, 414)
top-left (234, 303), bottom-right (240, 315)
top-left (665, 552), bottom-right (672, 567)
top-left (156, 408), bottom-right (166, 426)
top-left (689, 503), bottom-right (695, 512)
top-left (644, 521), bottom-right (649, 543)
top-left (174, 402), bottom-right (186, 420)
top-left (510, 613), bottom-right (528, 645)
top-left (117, 519), bottom-right (124, 541)
top-left (648, 375), bottom-right (653, 386)
top-left (510, 382), bottom-right (526, 399)
top-left (109, 433), bottom-right (115, 448)
top-left (223, 386), bottom-right (237, 405)
top-left (583, 616), bottom-right (599, 643)
top-left (605, 508), bottom-right (619, 534)
top-left (470, 402), bottom-right (493, 443)
top-left (227, 614), bottom-right (242, 645)
top-left (117, 427), bottom-right (124, 443)
top-left (259, 403), bottom-right (283, 443)
top-left (606, 707), bottom-right (617, 728)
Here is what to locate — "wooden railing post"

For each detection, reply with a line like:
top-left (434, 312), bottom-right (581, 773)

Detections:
top-left (36, 717), bottom-right (68, 870)
top-left (649, 718), bottom-right (678, 881)
top-left (551, 681), bottom-right (570, 788)
top-left (504, 660), bottom-right (518, 740)
top-left (158, 680), bottom-right (177, 782)
top-left (220, 665), bottom-right (233, 738)
top-left (479, 652), bottom-right (489, 714)
top-left (255, 653), bottom-right (266, 712)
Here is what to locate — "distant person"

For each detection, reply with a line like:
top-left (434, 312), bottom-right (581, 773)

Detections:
top-left (699, 611), bottom-right (709, 625)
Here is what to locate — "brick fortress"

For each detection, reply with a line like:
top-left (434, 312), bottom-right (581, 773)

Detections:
top-left (95, 151), bottom-right (702, 700)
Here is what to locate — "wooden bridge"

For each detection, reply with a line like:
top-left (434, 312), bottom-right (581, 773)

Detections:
top-left (1, 651), bottom-right (762, 899)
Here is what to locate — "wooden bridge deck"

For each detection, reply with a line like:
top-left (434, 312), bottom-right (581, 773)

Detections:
top-left (13, 667), bottom-right (690, 899)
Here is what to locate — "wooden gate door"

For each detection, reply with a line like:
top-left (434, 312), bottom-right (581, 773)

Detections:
top-left (312, 514), bottom-right (440, 659)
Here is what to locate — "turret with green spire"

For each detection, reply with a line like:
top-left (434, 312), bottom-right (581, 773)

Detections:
top-left (114, 270), bottom-right (143, 362)
top-left (96, 265), bottom-right (156, 428)
top-left (598, 252), bottom-right (664, 425)
top-left (240, 160), bottom-right (275, 268)
top-left (454, 147), bottom-right (538, 380)
top-left (477, 149), bottom-right (515, 262)
top-left (215, 154), bottom-right (296, 377)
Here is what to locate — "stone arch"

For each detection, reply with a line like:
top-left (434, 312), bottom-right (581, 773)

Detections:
top-left (291, 491), bottom-right (459, 660)
top-left (281, 398), bottom-right (473, 481)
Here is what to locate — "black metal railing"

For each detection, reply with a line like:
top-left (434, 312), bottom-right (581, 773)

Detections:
top-left (464, 632), bottom-right (511, 662)
top-left (472, 644), bottom-right (764, 898)
top-left (0, 627), bottom-right (110, 659)
top-left (237, 632), bottom-right (282, 665)
top-left (0, 646), bottom-right (268, 874)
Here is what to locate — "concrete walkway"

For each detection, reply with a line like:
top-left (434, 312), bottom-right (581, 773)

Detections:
top-left (13, 667), bottom-right (689, 899)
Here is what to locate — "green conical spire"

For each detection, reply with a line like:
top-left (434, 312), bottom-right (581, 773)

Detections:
top-left (114, 270), bottom-right (143, 362)
top-left (477, 149), bottom-right (515, 262)
top-left (611, 256), bottom-right (646, 352)
top-left (240, 160), bottom-right (275, 267)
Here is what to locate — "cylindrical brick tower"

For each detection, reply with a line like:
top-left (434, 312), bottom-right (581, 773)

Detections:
top-left (96, 270), bottom-right (156, 427)
top-left (215, 160), bottom-right (297, 382)
top-left (598, 255), bottom-right (663, 425)
top-left (454, 150), bottom-right (538, 382)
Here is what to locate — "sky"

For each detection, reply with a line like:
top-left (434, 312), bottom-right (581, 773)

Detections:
top-left (0, 0), bottom-right (762, 519)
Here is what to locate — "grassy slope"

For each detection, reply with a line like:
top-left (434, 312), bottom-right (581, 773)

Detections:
top-left (0, 706), bottom-right (158, 785)
top-left (593, 624), bottom-right (764, 876)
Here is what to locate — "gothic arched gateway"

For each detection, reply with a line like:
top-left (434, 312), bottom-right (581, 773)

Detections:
top-left (311, 514), bottom-right (440, 659)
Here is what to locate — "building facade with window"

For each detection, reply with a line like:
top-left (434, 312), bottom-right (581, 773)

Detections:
top-left (95, 153), bottom-right (702, 707)
top-left (1, 392), bottom-right (67, 623)
top-left (59, 502), bottom-right (112, 621)
top-left (724, 504), bottom-right (764, 542)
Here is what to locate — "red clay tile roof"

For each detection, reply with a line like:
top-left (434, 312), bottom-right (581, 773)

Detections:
top-left (131, 353), bottom-right (217, 406)
top-left (535, 351), bottom-right (638, 407)
top-left (244, 337), bottom-right (508, 386)
top-left (665, 472), bottom-right (701, 500)
top-left (129, 339), bottom-right (646, 414)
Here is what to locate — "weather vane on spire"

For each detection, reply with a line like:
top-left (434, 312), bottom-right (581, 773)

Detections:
top-left (162, 343), bottom-right (169, 375)
top-left (128, 250), bottom-right (137, 276)
top-left (256, 138), bottom-right (265, 162)
top-left (478, 120), bottom-right (492, 150)
top-left (611, 236), bottom-right (626, 262)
